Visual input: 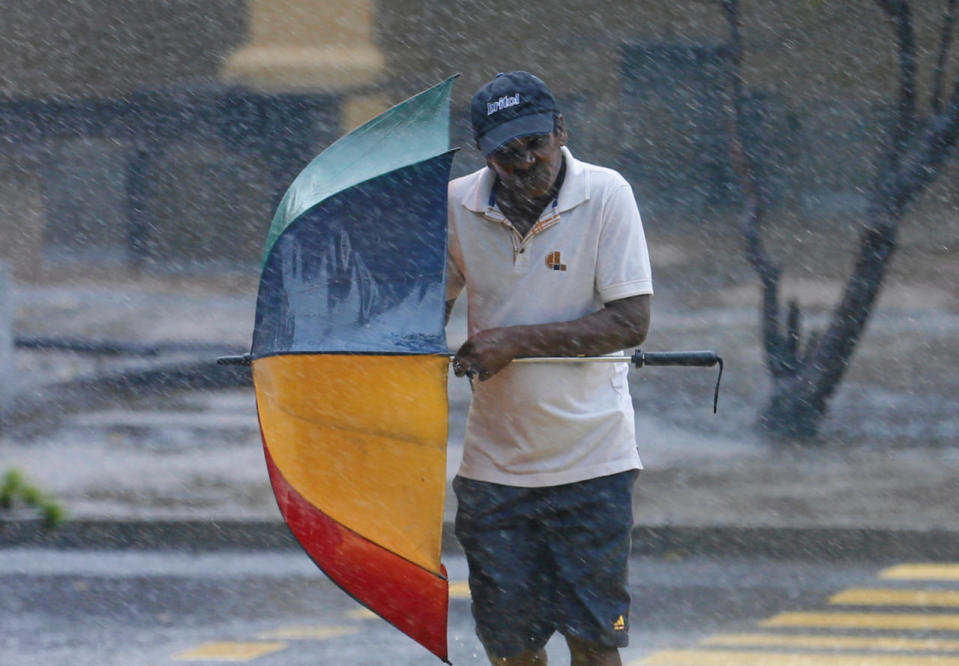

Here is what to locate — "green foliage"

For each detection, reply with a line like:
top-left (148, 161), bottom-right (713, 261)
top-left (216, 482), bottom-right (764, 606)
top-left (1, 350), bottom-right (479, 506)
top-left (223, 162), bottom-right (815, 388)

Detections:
top-left (0, 467), bottom-right (67, 528)
top-left (0, 468), bottom-right (23, 508)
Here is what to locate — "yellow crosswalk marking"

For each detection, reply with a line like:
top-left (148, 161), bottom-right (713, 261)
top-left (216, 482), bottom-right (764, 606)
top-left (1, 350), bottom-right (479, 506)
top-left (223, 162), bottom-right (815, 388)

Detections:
top-left (172, 641), bottom-right (286, 661)
top-left (635, 562), bottom-right (959, 665)
top-left (881, 564), bottom-right (959, 581)
top-left (703, 632), bottom-right (959, 651)
top-left (346, 608), bottom-right (377, 620)
top-left (831, 588), bottom-right (959, 607)
top-left (637, 649), bottom-right (959, 665)
top-left (761, 611), bottom-right (959, 630)
top-left (449, 581), bottom-right (471, 598)
top-left (254, 625), bottom-right (358, 640)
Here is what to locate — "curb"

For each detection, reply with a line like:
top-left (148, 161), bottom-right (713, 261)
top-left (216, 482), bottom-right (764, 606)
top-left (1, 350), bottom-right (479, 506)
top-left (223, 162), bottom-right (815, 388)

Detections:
top-left (628, 524), bottom-right (959, 561)
top-left (2, 519), bottom-right (957, 562)
top-left (0, 518), bottom-right (293, 551)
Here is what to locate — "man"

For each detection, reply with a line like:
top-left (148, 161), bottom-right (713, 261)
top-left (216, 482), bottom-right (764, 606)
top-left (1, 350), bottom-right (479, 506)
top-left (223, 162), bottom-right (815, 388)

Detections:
top-left (445, 71), bottom-right (653, 666)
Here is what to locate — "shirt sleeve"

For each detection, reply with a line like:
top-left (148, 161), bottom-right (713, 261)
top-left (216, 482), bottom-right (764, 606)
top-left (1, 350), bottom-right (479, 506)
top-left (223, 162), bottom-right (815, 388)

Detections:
top-left (595, 183), bottom-right (653, 303)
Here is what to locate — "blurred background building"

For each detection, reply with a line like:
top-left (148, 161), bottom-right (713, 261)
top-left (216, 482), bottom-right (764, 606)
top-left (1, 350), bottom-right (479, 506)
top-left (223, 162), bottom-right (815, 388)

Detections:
top-left (0, 0), bottom-right (955, 278)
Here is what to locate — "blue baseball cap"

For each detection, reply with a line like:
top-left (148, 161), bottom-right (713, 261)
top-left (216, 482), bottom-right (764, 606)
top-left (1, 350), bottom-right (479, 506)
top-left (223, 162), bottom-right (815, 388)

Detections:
top-left (470, 71), bottom-right (558, 156)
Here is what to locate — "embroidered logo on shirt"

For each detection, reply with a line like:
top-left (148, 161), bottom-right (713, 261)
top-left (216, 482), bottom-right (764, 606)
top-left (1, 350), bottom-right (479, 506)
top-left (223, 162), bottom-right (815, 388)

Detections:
top-left (613, 615), bottom-right (626, 631)
top-left (545, 250), bottom-right (567, 271)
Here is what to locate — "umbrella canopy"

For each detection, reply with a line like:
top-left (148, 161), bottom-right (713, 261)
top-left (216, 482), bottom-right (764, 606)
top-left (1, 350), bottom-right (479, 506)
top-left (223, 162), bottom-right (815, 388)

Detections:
top-left (251, 76), bottom-right (457, 662)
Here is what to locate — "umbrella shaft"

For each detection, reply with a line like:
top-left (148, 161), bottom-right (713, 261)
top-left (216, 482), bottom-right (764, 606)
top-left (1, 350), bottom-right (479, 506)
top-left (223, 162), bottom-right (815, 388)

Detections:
top-left (513, 356), bottom-right (627, 364)
top-left (447, 354), bottom-right (627, 364)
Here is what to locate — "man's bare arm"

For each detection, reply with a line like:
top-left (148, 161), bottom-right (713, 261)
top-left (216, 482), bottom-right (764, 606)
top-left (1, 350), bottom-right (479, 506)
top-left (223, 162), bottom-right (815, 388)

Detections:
top-left (452, 294), bottom-right (650, 381)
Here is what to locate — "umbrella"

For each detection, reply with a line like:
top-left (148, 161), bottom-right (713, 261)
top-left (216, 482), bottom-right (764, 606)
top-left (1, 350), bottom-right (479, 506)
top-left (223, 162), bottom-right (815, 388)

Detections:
top-left (250, 76), bottom-right (458, 662)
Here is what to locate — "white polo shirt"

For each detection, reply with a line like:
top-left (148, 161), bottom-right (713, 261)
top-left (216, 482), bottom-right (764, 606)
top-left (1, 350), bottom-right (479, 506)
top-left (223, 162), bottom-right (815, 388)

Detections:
top-left (446, 147), bottom-right (653, 487)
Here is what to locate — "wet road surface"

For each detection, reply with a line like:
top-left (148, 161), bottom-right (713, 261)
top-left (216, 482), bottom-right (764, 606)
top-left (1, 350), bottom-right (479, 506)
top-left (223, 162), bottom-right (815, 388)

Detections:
top-left (4, 549), bottom-right (959, 665)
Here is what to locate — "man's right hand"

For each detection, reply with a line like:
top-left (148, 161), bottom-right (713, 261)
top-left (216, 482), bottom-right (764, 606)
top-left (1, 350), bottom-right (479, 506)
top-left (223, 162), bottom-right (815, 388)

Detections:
top-left (452, 327), bottom-right (522, 382)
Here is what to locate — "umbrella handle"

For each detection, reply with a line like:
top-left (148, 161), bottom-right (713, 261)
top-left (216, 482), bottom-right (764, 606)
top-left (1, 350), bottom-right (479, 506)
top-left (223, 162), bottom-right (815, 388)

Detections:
top-left (217, 353), bottom-right (253, 366)
top-left (631, 350), bottom-right (724, 414)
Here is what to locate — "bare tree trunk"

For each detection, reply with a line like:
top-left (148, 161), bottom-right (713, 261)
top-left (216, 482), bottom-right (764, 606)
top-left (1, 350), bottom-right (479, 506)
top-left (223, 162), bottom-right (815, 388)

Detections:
top-left (722, 0), bottom-right (959, 438)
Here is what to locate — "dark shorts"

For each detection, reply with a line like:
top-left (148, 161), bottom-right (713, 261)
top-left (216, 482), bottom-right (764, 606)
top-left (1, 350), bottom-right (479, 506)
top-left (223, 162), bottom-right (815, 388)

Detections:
top-left (452, 470), bottom-right (638, 659)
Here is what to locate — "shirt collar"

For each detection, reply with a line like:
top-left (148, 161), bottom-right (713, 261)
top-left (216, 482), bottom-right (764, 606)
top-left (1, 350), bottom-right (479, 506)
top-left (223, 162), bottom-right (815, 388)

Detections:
top-left (462, 146), bottom-right (589, 215)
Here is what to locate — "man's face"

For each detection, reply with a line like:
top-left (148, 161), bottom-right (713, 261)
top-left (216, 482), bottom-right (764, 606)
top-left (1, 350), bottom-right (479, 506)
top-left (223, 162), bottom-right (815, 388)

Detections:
top-left (486, 117), bottom-right (567, 200)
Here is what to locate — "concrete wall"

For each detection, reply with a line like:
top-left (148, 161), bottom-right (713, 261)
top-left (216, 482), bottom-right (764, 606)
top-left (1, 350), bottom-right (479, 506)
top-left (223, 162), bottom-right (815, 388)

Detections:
top-left (0, 1), bottom-right (252, 273)
top-left (377, 0), bottom-right (957, 213)
top-left (0, 0), bottom-right (246, 97)
top-left (3, 1), bottom-right (949, 102)
top-left (0, 0), bottom-right (955, 272)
